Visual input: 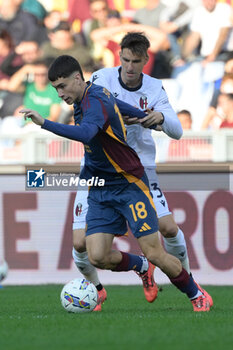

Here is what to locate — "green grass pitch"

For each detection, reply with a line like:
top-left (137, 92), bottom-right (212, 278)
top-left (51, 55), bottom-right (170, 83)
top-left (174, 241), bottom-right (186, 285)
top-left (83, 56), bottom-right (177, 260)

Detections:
top-left (0, 284), bottom-right (233, 350)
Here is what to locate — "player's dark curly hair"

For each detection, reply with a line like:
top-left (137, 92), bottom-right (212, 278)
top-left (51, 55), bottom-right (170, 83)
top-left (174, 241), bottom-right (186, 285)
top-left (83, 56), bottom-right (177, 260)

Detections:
top-left (48, 55), bottom-right (84, 81)
top-left (120, 32), bottom-right (150, 57)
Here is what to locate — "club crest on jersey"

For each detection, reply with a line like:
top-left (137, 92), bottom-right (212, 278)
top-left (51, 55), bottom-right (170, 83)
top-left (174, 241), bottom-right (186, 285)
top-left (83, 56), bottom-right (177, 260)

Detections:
top-left (139, 95), bottom-right (148, 109)
top-left (75, 203), bottom-right (83, 216)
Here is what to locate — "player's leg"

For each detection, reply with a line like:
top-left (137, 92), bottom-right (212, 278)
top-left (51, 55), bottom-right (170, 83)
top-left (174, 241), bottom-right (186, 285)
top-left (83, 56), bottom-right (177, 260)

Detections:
top-left (125, 177), bottom-right (211, 312)
top-left (86, 188), bottom-right (158, 302)
top-left (138, 232), bottom-right (181, 277)
top-left (72, 228), bottom-right (101, 286)
top-left (85, 191), bottom-right (153, 274)
top-left (86, 232), bottom-right (154, 275)
top-left (159, 215), bottom-right (190, 273)
top-left (151, 183), bottom-right (213, 306)
top-left (150, 179), bottom-right (190, 272)
top-left (72, 190), bottom-right (107, 311)
top-left (137, 232), bottom-right (211, 311)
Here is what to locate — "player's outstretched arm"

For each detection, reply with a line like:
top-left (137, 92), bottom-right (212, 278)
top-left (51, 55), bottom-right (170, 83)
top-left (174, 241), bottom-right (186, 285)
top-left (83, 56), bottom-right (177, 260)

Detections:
top-left (20, 108), bottom-right (45, 126)
top-left (20, 108), bottom-right (99, 144)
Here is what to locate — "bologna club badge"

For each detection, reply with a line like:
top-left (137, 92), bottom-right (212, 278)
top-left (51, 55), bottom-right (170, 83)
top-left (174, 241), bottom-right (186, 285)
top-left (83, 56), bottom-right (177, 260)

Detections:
top-left (75, 203), bottom-right (83, 216)
top-left (139, 95), bottom-right (148, 109)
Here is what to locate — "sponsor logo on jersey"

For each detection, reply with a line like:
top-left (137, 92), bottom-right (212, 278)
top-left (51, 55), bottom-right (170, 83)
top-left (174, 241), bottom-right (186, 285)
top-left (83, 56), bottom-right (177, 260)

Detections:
top-left (92, 74), bottom-right (98, 82)
top-left (27, 168), bottom-right (45, 188)
top-left (139, 95), bottom-right (148, 109)
top-left (139, 222), bottom-right (151, 232)
top-left (160, 200), bottom-right (166, 207)
top-left (179, 251), bottom-right (186, 257)
top-left (113, 92), bottom-right (119, 97)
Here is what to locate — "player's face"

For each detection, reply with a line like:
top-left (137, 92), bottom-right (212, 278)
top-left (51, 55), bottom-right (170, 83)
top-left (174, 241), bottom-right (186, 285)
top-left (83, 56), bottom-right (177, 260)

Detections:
top-left (119, 48), bottom-right (149, 88)
top-left (51, 73), bottom-right (84, 104)
top-left (177, 113), bottom-right (192, 130)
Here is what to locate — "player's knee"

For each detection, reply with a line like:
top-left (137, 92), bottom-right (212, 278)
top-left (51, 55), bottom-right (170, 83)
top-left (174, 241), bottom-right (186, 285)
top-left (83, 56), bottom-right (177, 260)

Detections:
top-left (159, 219), bottom-right (178, 238)
top-left (88, 251), bottom-right (108, 269)
top-left (73, 239), bottom-right (86, 253)
top-left (146, 248), bottom-right (166, 270)
top-left (73, 229), bottom-right (86, 252)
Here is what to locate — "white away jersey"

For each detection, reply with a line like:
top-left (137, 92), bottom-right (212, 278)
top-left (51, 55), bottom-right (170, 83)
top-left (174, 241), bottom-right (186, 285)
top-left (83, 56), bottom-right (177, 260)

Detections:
top-left (91, 67), bottom-right (182, 169)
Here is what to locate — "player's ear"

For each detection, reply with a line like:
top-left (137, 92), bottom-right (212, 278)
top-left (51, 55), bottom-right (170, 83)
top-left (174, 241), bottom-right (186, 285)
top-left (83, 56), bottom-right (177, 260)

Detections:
top-left (119, 50), bottom-right (122, 59)
top-left (74, 72), bottom-right (82, 82)
top-left (145, 54), bottom-right (149, 64)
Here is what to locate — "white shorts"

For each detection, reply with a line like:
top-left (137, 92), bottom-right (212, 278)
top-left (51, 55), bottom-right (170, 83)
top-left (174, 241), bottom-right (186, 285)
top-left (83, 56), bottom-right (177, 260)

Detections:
top-left (72, 170), bottom-right (171, 230)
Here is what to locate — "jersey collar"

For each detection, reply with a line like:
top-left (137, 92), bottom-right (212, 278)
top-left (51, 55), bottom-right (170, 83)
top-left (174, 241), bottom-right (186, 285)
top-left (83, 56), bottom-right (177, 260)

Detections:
top-left (74, 81), bottom-right (92, 105)
top-left (118, 67), bottom-right (143, 91)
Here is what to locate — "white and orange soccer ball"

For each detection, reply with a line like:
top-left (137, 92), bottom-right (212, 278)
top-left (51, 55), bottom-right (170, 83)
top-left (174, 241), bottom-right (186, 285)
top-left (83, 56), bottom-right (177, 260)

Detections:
top-left (60, 278), bottom-right (98, 313)
top-left (0, 260), bottom-right (8, 282)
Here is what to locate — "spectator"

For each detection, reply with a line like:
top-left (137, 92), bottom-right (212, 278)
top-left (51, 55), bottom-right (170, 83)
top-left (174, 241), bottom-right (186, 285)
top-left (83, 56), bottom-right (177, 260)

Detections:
top-left (17, 0), bottom-right (47, 22)
top-left (68, 0), bottom-right (90, 27)
top-left (0, 29), bottom-right (23, 87)
top-left (133, 0), bottom-right (166, 27)
top-left (82, 0), bottom-right (109, 51)
top-left (14, 40), bottom-right (42, 65)
top-left (0, 29), bottom-right (24, 120)
top-left (0, 0), bottom-right (44, 45)
top-left (201, 72), bottom-right (233, 129)
top-left (177, 109), bottom-right (192, 129)
top-left (40, 21), bottom-right (95, 74)
top-left (132, 0), bottom-right (175, 78)
top-left (90, 10), bottom-right (169, 71)
top-left (1, 40), bottom-right (42, 78)
top-left (170, 0), bottom-right (233, 130)
top-left (90, 9), bottom-right (122, 67)
top-left (107, 0), bottom-right (147, 19)
top-left (182, 0), bottom-right (233, 66)
top-left (168, 108), bottom-right (212, 161)
top-left (43, 10), bottom-right (65, 31)
top-left (219, 92), bottom-right (233, 128)
top-left (159, 0), bottom-right (201, 65)
top-left (5, 60), bottom-right (62, 126)
top-left (0, 40), bottom-right (43, 117)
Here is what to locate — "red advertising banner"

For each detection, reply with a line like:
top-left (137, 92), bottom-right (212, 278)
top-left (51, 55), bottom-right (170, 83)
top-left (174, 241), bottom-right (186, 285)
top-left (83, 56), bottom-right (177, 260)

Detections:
top-left (0, 175), bottom-right (233, 285)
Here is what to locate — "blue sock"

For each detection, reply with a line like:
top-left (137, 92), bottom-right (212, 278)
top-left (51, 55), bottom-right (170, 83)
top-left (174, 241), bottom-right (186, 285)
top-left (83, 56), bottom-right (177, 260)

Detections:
top-left (114, 251), bottom-right (144, 272)
top-left (170, 268), bottom-right (200, 299)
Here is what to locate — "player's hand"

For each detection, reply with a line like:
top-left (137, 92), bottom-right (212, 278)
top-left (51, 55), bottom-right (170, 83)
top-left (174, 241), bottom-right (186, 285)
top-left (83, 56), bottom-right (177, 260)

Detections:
top-left (122, 115), bottom-right (141, 125)
top-left (139, 109), bottom-right (164, 128)
top-left (20, 108), bottom-right (45, 126)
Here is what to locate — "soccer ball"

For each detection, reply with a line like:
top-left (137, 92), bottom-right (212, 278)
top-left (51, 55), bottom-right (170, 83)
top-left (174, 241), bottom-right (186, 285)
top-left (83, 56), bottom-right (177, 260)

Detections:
top-left (0, 260), bottom-right (8, 282)
top-left (60, 278), bottom-right (98, 313)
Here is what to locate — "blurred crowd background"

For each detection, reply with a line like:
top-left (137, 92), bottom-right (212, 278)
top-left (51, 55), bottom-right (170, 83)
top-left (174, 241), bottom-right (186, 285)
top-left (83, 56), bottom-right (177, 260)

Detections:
top-left (0, 0), bottom-right (233, 163)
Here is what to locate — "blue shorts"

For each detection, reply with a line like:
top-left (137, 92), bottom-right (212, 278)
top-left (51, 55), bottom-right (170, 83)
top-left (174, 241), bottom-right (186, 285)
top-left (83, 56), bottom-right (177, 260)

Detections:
top-left (86, 175), bottom-right (159, 238)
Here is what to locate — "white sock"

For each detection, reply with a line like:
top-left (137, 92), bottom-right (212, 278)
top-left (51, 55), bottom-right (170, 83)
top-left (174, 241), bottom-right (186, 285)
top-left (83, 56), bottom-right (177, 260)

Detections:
top-left (190, 290), bottom-right (203, 300)
top-left (140, 256), bottom-right (149, 273)
top-left (72, 248), bottom-right (101, 286)
top-left (163, 228), bottom-right (190, 274)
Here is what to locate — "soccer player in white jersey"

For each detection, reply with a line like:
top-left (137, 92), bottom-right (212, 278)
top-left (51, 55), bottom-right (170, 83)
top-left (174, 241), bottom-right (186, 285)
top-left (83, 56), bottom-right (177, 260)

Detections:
top-left (72, 32), bottom-right (213, 311)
